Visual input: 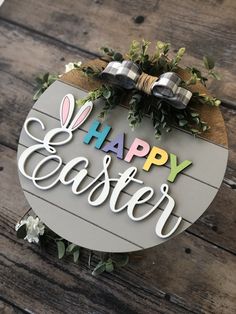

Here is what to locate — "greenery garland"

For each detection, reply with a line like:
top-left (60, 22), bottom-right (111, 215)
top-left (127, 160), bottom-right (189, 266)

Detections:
top-left (80, 41), bottom-right (221, 138)
top-left (16, 214), bottom-right (129, 276)
top-left (34, 40), bottom-right (221, 139)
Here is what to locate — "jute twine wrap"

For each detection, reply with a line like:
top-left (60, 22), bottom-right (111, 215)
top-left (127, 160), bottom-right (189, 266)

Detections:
top-left (136, 72), bottom-right (158, 95)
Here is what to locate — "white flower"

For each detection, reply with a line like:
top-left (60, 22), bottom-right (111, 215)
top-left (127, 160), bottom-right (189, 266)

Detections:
top-left (65, 61), bottom-right (82, 73)
top-left (15, 216), bottom-right (45, 243)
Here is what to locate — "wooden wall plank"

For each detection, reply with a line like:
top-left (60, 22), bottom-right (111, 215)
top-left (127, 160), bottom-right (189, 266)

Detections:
top-left (0, 20), bottom-right (91, 84)
top-left (0, 300), bottom-right (26, 314)
top-left (0, 19), bottom-right (91, 149)
top-left (189, 182), bottom-right (236, 254)
top-left (1, 144), bottom-right (236, 313)
top-left (221, 107), bottom-right (236, 170)
top-left (1, 0), bottom-right (236, 102)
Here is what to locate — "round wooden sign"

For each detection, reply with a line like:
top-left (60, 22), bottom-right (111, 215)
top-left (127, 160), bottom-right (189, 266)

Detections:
top-left (17, 62), bottom-right (228, 252)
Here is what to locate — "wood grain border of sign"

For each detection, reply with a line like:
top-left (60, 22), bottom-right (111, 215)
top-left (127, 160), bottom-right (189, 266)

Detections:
top-left (17, 61), bottom-right (228, 253)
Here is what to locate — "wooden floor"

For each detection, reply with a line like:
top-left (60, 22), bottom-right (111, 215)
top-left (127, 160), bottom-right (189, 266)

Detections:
top-left (0, 1), bottom-right (236, 313)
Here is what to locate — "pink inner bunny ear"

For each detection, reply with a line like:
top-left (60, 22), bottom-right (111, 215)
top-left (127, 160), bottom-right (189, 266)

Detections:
top-left (60, 94), bottom-right (74, 127)
top-left (62, 96), bottom-right (70, 125)
top-left (70, 102), bottom-right (93, 131)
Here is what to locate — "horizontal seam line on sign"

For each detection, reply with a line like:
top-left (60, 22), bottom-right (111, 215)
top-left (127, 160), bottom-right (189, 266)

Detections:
top-left (23, 189), bottom-right (144, 249)
top-left (31, 107), bottom-right (220, 190)
top-left (59, 80), bottom-right (230, 150)
top-left (18, 142), bottom-right (192, 223)
top-left (0, 17), bottom-right (100, 58)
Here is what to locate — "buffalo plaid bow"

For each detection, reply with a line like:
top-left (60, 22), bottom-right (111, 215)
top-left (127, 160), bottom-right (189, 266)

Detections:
top-left (101, 60), bottom-right (192, 109)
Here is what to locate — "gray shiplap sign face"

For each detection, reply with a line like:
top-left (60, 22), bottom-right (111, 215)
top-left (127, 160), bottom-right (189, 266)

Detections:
top-left (17, 81), bottom-right (228, 252)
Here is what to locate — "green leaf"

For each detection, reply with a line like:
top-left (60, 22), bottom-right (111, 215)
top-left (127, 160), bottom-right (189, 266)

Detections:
top-left (169, 47), bottom-right (186, 69)
top-left (214, 99), bottom-right (221, 106)
top-left (43, 72), bottom-right (49, 82)
top-left (105, 259), bottom-right (114, 272)
top-left (193, 117), bottom-right (200, 125)
top-left (113, 52), bottom-right (123, 61)
top-left (35, 76), bottom-right (43, 84)
top-left (177, 47), bottom-right (185, 57)
top-left (33, 89), bottom-right (43, 101)
top-left (190, 128), bottom-right (200, 134)
top-left (73, 249), bottom-right (80, 263)
top-left (178, 119), bottom-right (188, 127)
top-left (102, 89), bottom-right (112, 99)
top-left (209, 71), bottom-right (221, 80)
top-left (66, 243), bottom-right (77, 253)
top-left (203, 56), bottom-right (215, 70)
top-left (155, 130), bottom-right (161, 139)
top-left (154, 122), bottom-right (160, 128)
top-left (16, 223), bottom-right (27, 239)
top-left (56, 241), bottom-right (65, 259)
top-left (48, 75), bottom-right (57, 84)
top-left (101, 47), bottom-right (109, 54)
top-left (176, 114), bottom-right (185, 120)
top-left (156, 41), bottom-right (170, 55)
top-left (92, 261), bottom-right (106, 276)
top-left (190, 112), bottom-right (199, 118)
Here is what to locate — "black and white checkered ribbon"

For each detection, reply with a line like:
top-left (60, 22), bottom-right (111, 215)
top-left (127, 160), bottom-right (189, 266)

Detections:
top-left (101, 60), bottom-right (192, 109)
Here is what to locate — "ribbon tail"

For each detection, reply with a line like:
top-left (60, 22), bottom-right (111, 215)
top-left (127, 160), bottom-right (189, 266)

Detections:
top-left (169, 87), bottom-right (192, 109)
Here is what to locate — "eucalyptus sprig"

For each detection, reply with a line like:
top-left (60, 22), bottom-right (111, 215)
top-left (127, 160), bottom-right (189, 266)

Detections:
top-left (33, 72), bottom-right (58, 100)
top-left (77, 86), bottom-right (107, 106)
top-left (186, 56), bottom-right (220, 87)
top-left (16, 215), bottom-right (129, 276)
top-left (100, 46), bottom-right (124, 62)
top-left (91, 253), bottom-right (129, 276)
top-left (203, 56), bottom-right (221, 80)
top-left (98, 85), bottom-right (125, 120)
top-left (128, 91), bottom-right (144, 130)
top-left (81, 66), bottom-right (102, 78)
top-left (168, 47), bottom-right (186, 71)
top-left (76, 84), bottom-right (125, 120)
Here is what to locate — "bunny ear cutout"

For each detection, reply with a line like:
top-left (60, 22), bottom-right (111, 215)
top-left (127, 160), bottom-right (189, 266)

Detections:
top-left (69, 101), bottom-right (93, 131)
top-left (60, 94), bottom-right (75, 128)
